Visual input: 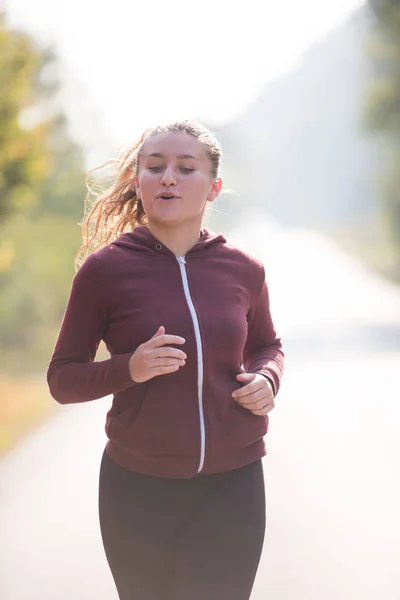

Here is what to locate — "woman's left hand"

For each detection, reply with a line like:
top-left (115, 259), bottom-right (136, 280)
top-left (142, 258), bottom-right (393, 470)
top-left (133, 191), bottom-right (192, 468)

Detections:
top-left (232, 373), bottom-right (275, 416)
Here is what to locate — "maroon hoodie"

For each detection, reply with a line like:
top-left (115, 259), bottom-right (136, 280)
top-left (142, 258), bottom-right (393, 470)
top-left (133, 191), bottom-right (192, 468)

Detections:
top-left (47, 227), bottom-right (284, 478)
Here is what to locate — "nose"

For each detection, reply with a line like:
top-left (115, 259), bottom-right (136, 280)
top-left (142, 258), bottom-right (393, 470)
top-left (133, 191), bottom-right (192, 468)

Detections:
top-left (160, 166), bottom-right (177, 187)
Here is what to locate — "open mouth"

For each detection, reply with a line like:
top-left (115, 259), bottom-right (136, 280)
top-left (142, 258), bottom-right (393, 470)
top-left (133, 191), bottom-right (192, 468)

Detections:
top-left (159, 194), bottom-right (176, 200)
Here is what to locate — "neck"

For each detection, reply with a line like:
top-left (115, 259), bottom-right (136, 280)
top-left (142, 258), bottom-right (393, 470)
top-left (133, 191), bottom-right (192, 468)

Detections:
top-left (148, 221), bottom-right (203, 257)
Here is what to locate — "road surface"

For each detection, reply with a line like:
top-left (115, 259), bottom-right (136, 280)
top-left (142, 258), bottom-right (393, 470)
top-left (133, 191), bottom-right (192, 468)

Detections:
top-left (1, 221), bottom-right (399, 599)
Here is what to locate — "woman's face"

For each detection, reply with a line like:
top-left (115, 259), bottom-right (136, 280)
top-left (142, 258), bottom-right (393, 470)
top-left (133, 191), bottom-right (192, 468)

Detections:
top-left (136, 132), bottom-right (222, 228)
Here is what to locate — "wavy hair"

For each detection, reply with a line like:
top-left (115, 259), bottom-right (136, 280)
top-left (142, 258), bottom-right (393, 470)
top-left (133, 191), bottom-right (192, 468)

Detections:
top-left (75, 120), bottom-right (222, 270)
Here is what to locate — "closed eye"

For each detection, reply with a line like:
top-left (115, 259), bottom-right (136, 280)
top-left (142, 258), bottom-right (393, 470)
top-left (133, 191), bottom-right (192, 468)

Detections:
top-left (148, 166), bottom-right (195, 174)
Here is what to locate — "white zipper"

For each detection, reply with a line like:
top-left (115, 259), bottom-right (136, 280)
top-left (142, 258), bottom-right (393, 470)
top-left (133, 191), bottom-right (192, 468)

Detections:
top-left (176, 256), bottom-right (205, 473)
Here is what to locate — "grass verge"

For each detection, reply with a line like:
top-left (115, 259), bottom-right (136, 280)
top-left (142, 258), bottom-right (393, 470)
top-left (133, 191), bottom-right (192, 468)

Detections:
top-left (0, 375), bottom-right (55, 456)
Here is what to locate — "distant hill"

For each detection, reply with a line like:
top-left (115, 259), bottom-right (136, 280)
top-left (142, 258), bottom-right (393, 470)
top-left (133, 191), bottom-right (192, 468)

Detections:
top-left (212, 7), bottom-right (379, 231)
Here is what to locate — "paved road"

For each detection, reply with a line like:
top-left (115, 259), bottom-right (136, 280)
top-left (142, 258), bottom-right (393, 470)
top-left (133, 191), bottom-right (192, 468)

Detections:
top-left (1, 222), bottom-right (399, 599)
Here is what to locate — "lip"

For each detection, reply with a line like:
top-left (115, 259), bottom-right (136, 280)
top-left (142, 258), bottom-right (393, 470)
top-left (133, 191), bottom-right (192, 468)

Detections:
top-left (156, 192), bottom-right (180, 199)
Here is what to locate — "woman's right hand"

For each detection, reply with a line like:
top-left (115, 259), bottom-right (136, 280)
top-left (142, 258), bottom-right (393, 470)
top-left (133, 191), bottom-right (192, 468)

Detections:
top-left (128, 326), bottom-right (187, 383)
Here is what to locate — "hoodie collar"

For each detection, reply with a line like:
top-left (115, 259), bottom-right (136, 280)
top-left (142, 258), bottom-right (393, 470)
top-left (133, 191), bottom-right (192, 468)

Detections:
top-left (111, 226), bottom-right (226, 258)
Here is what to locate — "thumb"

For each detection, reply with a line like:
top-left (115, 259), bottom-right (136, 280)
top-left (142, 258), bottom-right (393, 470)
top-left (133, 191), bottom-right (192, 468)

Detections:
top-left (152, 326), bottom-right (165, 339)
top-left (236, 372), bottom-right (255, 383)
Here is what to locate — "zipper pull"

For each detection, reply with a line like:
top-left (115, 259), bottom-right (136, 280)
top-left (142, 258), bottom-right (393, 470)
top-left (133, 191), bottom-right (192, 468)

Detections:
top-left (176, 256), bottom-right (186, 265)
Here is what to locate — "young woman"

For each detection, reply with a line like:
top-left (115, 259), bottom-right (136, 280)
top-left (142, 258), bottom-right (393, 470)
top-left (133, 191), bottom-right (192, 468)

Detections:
top-left (47, 120), bottom-right (284, 600)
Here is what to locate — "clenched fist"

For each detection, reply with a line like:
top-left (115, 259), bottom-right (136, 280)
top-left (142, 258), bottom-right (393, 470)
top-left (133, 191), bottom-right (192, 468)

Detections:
top-left (232, 372), bottom-right (275, 416)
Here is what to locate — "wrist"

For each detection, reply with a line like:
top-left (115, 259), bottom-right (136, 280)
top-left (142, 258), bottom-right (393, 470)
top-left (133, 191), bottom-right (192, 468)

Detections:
top-left (256, 371), bottom-right (275, 396)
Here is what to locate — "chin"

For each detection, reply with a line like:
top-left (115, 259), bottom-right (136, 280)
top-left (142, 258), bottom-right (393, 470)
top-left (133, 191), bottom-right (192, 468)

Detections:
top-left (151, 216), bottom-right (184, 228)
top-left (152, 212), bottom-right (188, 225)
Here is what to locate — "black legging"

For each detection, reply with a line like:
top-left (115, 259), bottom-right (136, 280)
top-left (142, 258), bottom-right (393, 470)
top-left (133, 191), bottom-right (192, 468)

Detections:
top-left (98, 449), bottom-right (266, 600)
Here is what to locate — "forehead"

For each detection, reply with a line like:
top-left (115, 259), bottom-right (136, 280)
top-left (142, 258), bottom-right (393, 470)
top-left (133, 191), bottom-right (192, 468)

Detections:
top-left (141, 131), bottom-right (207, 160)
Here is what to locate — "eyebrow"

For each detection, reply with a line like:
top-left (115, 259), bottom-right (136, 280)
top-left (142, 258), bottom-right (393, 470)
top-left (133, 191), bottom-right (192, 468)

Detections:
top-left (146, 153), bottom-right (200, 161)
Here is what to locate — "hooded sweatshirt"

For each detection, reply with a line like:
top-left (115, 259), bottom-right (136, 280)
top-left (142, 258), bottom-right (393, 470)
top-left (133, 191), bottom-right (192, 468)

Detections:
top-left (47, 227), bottom-right (284, 478)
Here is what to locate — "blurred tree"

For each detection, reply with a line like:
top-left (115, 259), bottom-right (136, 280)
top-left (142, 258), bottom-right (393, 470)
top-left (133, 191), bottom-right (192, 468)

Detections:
top-left (0, 12), bottom-right (87, 373)
top-left (0, 12), bottom-right (86, 222)
top-left (0, 11), bottom-right (52, 220)
top-left (365, 0), bottom-right (400, 276)
top-left (34, 113), bottom-right (86, 221)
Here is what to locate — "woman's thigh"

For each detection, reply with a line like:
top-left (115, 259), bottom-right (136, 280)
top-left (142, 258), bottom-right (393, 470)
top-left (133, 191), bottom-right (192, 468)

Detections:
top-left (98, 450), bottom-right (180, 600)
top-left (174, 460), bottom-right (266, 600)
top-left (98, 451), bottom-right (265, 600)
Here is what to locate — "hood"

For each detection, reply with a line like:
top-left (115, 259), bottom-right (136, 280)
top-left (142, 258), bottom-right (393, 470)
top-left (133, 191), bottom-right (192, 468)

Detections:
top-left (111, 226), bottom-right (226, 259)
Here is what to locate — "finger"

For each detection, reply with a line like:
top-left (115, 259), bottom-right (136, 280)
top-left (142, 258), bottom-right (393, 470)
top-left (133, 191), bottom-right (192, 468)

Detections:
top-left (151, 326), bottom-right (165, 339)
top-left (252, 402), bottom-right (275, 416)
top-left (153, 346), bottom-right (187, 360)
top-left (236, 395), bottom-right (273, 410)
top-left (147, 334), bottom-right (186, 348)
top-left (149, 357), bottom-right (186, 368)
top-left (236, 373), bottom-right (256, 383)
top-left (235, 390), bottom-right (272, 407)
top-left (232, 381), bottom-right (268, 400)
top-left (151, 365), bottom-right (182, 377)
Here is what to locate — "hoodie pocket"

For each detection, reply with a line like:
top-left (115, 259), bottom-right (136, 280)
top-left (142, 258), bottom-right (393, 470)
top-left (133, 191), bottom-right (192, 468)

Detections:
top-left (119, 380), bottom-right (200, 458)
top-left (106, 384), bottom-right (148, 443)
top-left (206, 376), bottom-right (269, 452)
top-left (223, 402), bottom-right (268, 450)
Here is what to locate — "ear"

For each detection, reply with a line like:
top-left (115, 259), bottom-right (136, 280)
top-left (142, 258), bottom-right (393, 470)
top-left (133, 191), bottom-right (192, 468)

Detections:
top-left (207, 177), bottom-right (222, 203)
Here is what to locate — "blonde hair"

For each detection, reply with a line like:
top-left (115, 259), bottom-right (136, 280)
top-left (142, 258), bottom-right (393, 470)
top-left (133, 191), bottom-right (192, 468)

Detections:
top-left (75, 120), bottom-right (222, 270)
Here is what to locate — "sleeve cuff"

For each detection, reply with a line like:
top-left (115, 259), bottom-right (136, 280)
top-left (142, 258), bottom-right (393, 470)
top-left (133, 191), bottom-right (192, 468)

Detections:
top-left (256, 371), bottom-right (276, 396)
top-left (109, 352), bottom-right (138, 391)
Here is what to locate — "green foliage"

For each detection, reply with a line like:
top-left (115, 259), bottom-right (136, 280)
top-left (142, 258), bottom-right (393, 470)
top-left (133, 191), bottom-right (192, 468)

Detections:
top-left (364, 80), bottom-right (400, 131)
top-left (0, 13), bottom-right (87, 373)
top-left (365, 0), bottom-right (400, 276)
top-left (34, 113), bottom-right (87, 221)
top-left (380, 151), bottom-right (400, 252)
top-left (0, 215), bottom-right (81, 365)
top-left (370, 0), bottom-right (400, 32)
top-left (0, 13), bottom-right (53, 220)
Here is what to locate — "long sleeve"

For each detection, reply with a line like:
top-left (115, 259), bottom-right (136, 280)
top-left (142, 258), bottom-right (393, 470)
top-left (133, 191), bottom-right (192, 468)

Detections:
top-left (243, 260), bottom-right (284, 396)
top-left (47, 254), bottom-right (136, 404)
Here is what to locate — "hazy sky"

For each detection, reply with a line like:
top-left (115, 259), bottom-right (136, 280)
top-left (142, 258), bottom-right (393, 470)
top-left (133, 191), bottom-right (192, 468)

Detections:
top-left (8, 0), bottom-right (365, 157)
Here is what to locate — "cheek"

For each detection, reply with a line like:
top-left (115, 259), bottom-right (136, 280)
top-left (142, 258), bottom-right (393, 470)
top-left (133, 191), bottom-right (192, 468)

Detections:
top-left (138, 172), bottom-right (156, 189)
top-left (189, 173), bottom-right (213, 195)
top-left (138, 175), bottom-right (158, 204)
top-left (138, 177), bottom-right (154, 212)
